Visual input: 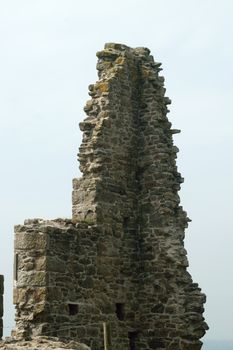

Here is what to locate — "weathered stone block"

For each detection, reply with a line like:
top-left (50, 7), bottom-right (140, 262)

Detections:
top-left (35, 256), bottom-right (46, 271)
top-left (15, 232), bottom-right (47, 250)
top-left (14, 287), bottom-right (46, 305)
top-left (46, 256), bottom-right (66, 273)
top-left (17, 271), bottom-right (47, 287)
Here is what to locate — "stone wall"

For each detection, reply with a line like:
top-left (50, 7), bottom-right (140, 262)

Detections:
top-left (0, 336), bottom-right (90, 350)
top-left (14, 219), bottom-right (133, 348)
top-left (0, 275), bottom-right (3, 339)
top-left (13, 43), bottom-right (208, 349)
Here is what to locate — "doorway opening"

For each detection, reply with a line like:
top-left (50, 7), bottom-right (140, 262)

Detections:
top-left (128, 331), bottom-right (138, 350)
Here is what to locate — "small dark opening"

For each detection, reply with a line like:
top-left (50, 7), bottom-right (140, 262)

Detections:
top-left (14, 253), bottom-right (19, 281)
top-left (123, 217), bottom-right (130, 230)
top-left (68, 303), bottom-right (79, 316)
top-left (115, 303), bottom-right (125, 321)
top-left (128, 331), bottom-right (137, 350)
top-left (135, 168), bottom-right (143, 190)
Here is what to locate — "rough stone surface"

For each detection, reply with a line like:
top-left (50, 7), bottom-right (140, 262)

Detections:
top-left (0, 275), bottom-right (3, 340)
top-left (13, 43), bottom-right (208, 349)
top-left (0, 337), bottom-right (90, 350)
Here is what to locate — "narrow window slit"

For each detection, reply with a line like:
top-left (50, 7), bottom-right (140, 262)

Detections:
top-left (14, 253), bottom-right (19, 281)
top-left (115, 303), bottom-right (125, 321)
top-left (128, 331), bottom-right (138, 350)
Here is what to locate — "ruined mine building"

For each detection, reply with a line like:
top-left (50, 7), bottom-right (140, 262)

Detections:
top-left (12, 43), bottom-right (208, 350)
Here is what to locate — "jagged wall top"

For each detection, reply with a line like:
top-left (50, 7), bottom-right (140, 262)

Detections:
top-left (72, 43), bottom-right (175, 223)
top-left (79, 43), bottom-right (162, 175)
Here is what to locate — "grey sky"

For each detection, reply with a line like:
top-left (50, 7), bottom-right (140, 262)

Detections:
top-left (0, 0), bottom-right (232, 345)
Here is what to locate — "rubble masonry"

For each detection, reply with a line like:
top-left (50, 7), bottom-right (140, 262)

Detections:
top-left (13, 43), bottom-right (208, 350)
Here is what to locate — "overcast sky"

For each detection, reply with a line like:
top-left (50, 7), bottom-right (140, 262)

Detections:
top-left (0, 0), bottom-right (232, 346)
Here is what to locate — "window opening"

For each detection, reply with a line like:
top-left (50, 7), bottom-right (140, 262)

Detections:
top-left (115, 303), bottom-right (125, 321)
top-left (68, 303), bottom-right (79, 315)
top-left (128, 331), bottom-right (137, 350)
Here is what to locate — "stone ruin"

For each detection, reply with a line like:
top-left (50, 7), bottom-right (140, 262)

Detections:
top-left (10, 43), bottom-right (208, 349)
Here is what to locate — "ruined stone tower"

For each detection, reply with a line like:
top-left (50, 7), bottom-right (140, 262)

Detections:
top-left (13, 43), bottom-right (208, 349)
